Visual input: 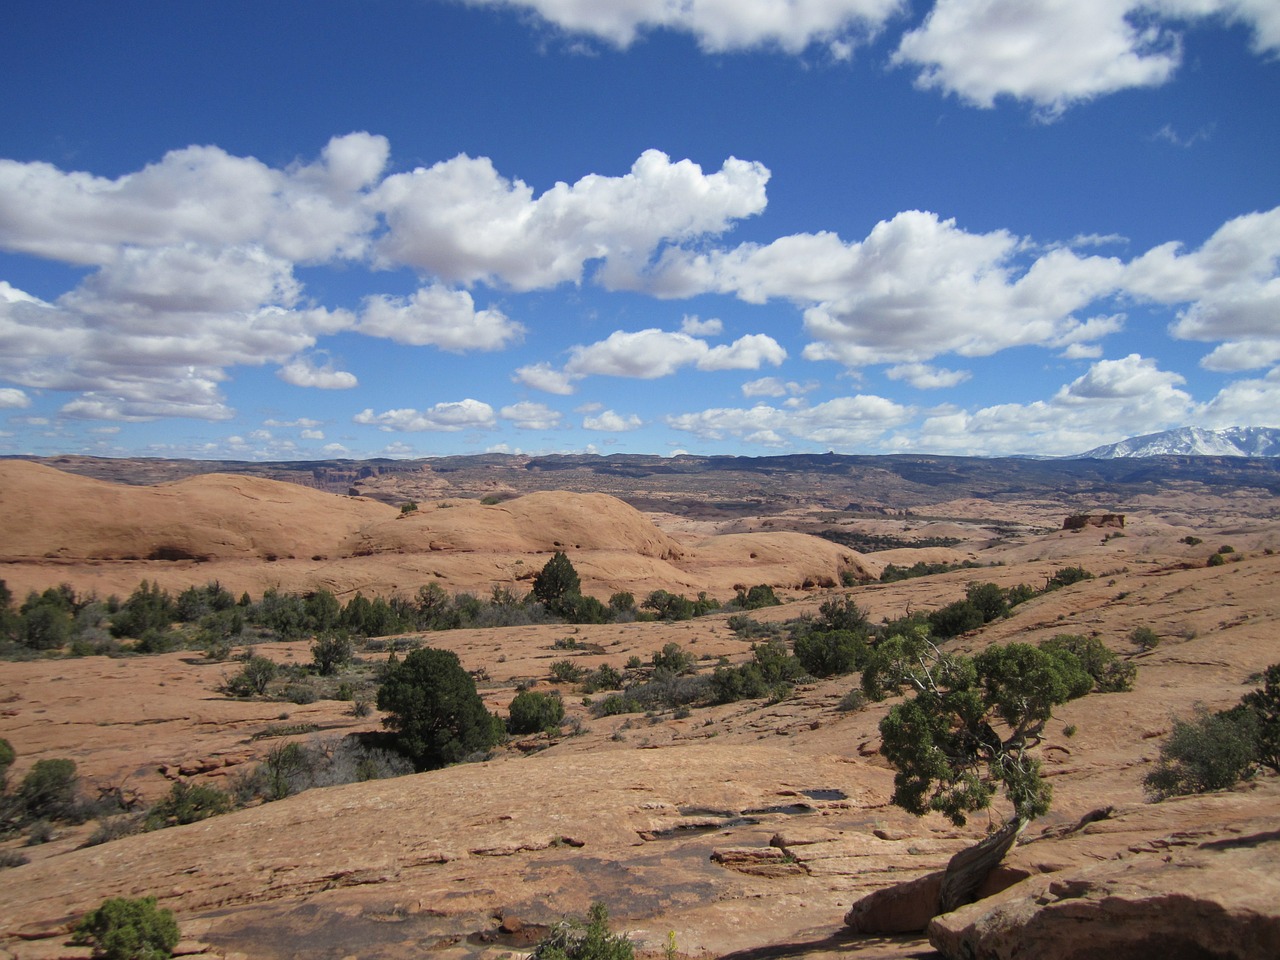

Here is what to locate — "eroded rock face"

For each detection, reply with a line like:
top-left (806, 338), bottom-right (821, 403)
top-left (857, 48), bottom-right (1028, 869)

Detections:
top-left (927, 819), bottom-right (1280, 960)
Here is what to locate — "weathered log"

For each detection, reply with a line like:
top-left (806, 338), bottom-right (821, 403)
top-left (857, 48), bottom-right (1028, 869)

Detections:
top-left (937, 817), bottom-right (1026, 915)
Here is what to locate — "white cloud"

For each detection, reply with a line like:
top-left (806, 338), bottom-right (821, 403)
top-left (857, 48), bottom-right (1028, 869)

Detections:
top-left (583, 409), bottom-right (643, 431)
top-left (911, 354), bottom-right (1194, 455)
top-left (513, 362), bottom-right (577, 395)
top-left (0, 387), bottom-right (30, 408)
top-left (264, 417), bottom-right (323, 428)
top-left (741, 377), bottom-right (818, 398)
top-left (666, 393), bottom-right (912, 449)
top-left (300, 428), bottom-right (326, 440)
top-left (353, 399), bottom-right (497, 432)
top-left (374, 149), bottom-right (769, 290)
top-left (277, 353), bottom-right (358, 390)
top-left (540, 327), bottom-right (787, 388)
top-left (358, 284), bottom-right (524, 351)
top-left (459, 0), bottom-right (904, 54)
top-left (501, 401), bottom-right (562, 430)
top-left (893, 1), bottom-right (1280, 116)
top-left (322, 442), bottom-right (349, 455)
top-left (1200, 340), bottom-right (1280, 372)
top-left (885, 362), bottom-right (971, 389)
top-left (1199, 368), bottom-right (1280, 428)
top-left (650, 210), bottom-right (1123, 367)
top-left (680, 314), bottom-right (723, 336)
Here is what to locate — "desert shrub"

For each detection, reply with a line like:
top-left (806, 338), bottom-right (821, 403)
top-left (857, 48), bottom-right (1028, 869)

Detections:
top-left (965, 582), bottom-right (1010, 622)
top-left (0, 736), bottom-right (13, 790)
top-left (1129, 626), bottom-right (1161, 651)
top-left (793, 629), bottom-right (868, 678)
top-left (1240, 663), bottom-right (1280, 773)
top-left (551, 660), bottom-right (586, 683)
top-left (400, 501), bottom-right (418, 515)
top-left (18, 758), bottom-right (78, 820)
top-left (310, 633), bottom-right (354, 676)
top-left (508, 690), bottom-right (566, 734)
top-left (734, 584), bottom-right (781, 610)
top-left (225, 655), bottom-right (278, 696)
top-left (590, 694), bottom-right (642, 717)
top-left (144, 781), bottom-right (233, 830)
top-left (531, 551), bottom-right (582, 619)
top-left (1207, 552), bottom-right (1226, 567)
top-left (927, 599), bottom-right (985, 639)
top-left (726, 614), bottom-right (781, 640)
top-left (1218, 544), bottom-right (1235, 554)
top-left (1143, 706), bottom-right (1258, 800)
top-left (1039, 634), bottom-right (1136, 693)
top-left (1046, 566), bottom-right (1093, 589)
top-left (625, 673), bottom-right (711, 711)
top-left (582, 664), bottom-right (623, 693)
top-left (533, 901), bottom-right (634, 960)
top-left (837, 688), bottom-right (868, 712)
top-left (377, 647), bottom-right (504, 770)
top-left (815, 596), bottom-right (868, 632)
top-left (709, 639), bottom-right (803, 704)
top-left (109, 581), bottom-right (177, 640)
top-left (74, 896), bottom-right (180, 960)
top-left (1181, 535), bottom-right (1203, 546)
top-left (83, 814), bottom-right (145, 847)
top-left (650, 642), bottom-right (695, 675)
top-left (19, 597), bottom-right (73, 650)
top-left (608, 592), bottom-right (635, 614)
top-left (564, 593), bottom-right (611, 624)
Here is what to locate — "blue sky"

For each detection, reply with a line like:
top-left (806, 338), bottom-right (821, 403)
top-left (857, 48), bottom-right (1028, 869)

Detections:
top-left (1, 1), bottom-right (1278, 460)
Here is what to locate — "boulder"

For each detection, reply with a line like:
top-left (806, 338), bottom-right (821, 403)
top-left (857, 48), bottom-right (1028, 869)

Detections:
top-left (927, 828), bottom-right (1280, 959)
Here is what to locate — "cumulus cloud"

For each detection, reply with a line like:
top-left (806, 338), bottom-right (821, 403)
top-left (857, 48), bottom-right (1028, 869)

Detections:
top-left (893, 0), bottom-right (1280, 116)
top-left (520, 327), bottom-right (787, 393)
top-left (680, 314), bottom-right (723, 336)
top-left (374, 149), bottom-right (769, 290)
top-left (0, 387), bottom-right (30, 408)
top-left (501, 401), bottom-right (562, 430)
top-left (353, 399), bottom-right (496, 432)
top-left (911, 354), bottom-right (1194, 456)
top-left (459, 0), bottom-right (904, 54)
top-left (1199, 368), bottom-right (1280, 428)
top-left (648, 210), bottom-right (1124, 367)
top-left (885, 362), bottom-right (971, 389)
top-left (666, 393), bottom-right (912, 448)
top-left (358, 284), bottom-right (524, 351)
top-left (583, 409), bottom-right (643, 431)
top-left (512, 362), bottom-right (577, 395)
top-left (277, 353), bottom-right (358, 390)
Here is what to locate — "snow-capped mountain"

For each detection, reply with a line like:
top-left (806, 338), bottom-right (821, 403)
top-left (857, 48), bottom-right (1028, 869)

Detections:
top-left (1072, 427), bottom-right (1280, 459)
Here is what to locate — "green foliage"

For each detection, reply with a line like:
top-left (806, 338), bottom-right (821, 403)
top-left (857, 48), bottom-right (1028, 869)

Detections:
top-left (815, 596), bottom-right (868, 632)
top-left (1039, 634), bottom-right (1136, 693)
top-left (18, 758), bottom-right (78, 820)
top-left (507, 690), bottom-right (565, 734)
top-left (1206, 552), bottom-right (1226, 567)
top-left (965, 582), bottom-right (1010, 622)
top-left (734, 584), bottom-right (780, 610)
top-left (879, 559), bottom-right (982, 583)
top-left (1143, 707), bottom-right (1258, 800)
top-left (650, 642), bottom-right (695, 675)
top-left (1129, 626), bottom-right (1161, 651)
top-left (74, 896), bottom-right (180, 960)
top-left (640, 590), bottom-right (718, 621)
top-left (926, 599), bottom-right (985, 639)
top-left (110, 581), bottom-right (177, 641)
top-left (533, 901), bottom-right (634, 960)
top-left (400, 501), bottom-right (418, 515)
top-left (608, 592), bottom-right (636, 614)
top-left (1240, 663), bottom-right (1280, 773)
top-left (19, 594), bottom-right (74, 650)
top-left (144, 781), bottom-right (233, 829)
top-left (793, 629), bottom-right (868, 678)
top-left (1181, 535), bottom-right (1203, 546)
top-left (551, 659), bottom-right (586, 683)
top-left (865, 630), bottom-right (1091, 826)
top-left (310, 633), bottom-right (354, 676)
top-left (226, 655), bottom-right (278, 696)
top-left (0, 736), bottom-right (14, 789)
top-left (376, 647), bottom-right (503, 770)
top-left (532, 551), bottom-right (582, 618)
top-left (582, 663), bottom-right (623, 693)
top-left (1045, 565), bottom-right (1094, 589)
top-left (709, 639), bottom-right (803, 704)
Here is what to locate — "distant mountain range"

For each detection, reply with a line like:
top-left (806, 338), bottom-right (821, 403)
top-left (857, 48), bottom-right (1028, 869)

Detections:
top-left (1071, 427), bottom-right (1280, 459)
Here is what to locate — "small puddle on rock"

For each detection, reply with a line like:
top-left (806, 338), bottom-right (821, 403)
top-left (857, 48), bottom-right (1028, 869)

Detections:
top-left (640, 817), bottom-right (760, 841)
top-left (743, 803), bottom-right (815, 816)
top-left (801, 788), bottom-right (848, 801)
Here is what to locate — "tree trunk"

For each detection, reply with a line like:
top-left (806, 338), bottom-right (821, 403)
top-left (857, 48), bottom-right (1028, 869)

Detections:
top-left (937, 816), bottom-right (1026, 915)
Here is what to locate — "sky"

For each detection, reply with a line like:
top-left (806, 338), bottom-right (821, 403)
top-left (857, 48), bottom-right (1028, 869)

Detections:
top-left (1, 1), bottom-right (1278, 461)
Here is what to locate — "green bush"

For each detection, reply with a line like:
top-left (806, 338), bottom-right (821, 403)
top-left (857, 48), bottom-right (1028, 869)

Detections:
top-left (0, 736), bottom-right (14, 789)
top-left (144, 781), bottom-right (233, 829)
top-left (533, 901), bottom-right (634, 960)
top-left (1143, 706), bottom-right (1258, 800)
top-left (18, 758), bottom-right (78, 820)
top-left (74, 896), bottom-right (180, 960)
top-left (225, 655), bottom-right (278, 696)
top-left (1046, 566), bottom-right (1094, 589)
top-left (377, 647), bottom-right (503, 770)
top-left (582, 664), bottom-right (623, 693)
top-left (1129, 626), bottom-right (1161, 651)
top-left (793, 629), bottom-right (867, 678)
top-left (1207, 552), bottom-right (1226, 567)
top-left (1039, 634), bottom-right (1136, 693)
top-left (551, 660), bottom-right (586, 683)
top-left (507, 690), bottom-right (565, 734)
top-left (735, 584), bottom-right (780, 610)
top-left (311, 633), bottom-right (354, 676)
top-left (650, 642), bottom-right (695, 675)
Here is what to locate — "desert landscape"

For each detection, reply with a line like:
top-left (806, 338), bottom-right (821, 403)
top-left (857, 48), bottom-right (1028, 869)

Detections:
top-left (1, 454), bottom-right (1279, 960)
